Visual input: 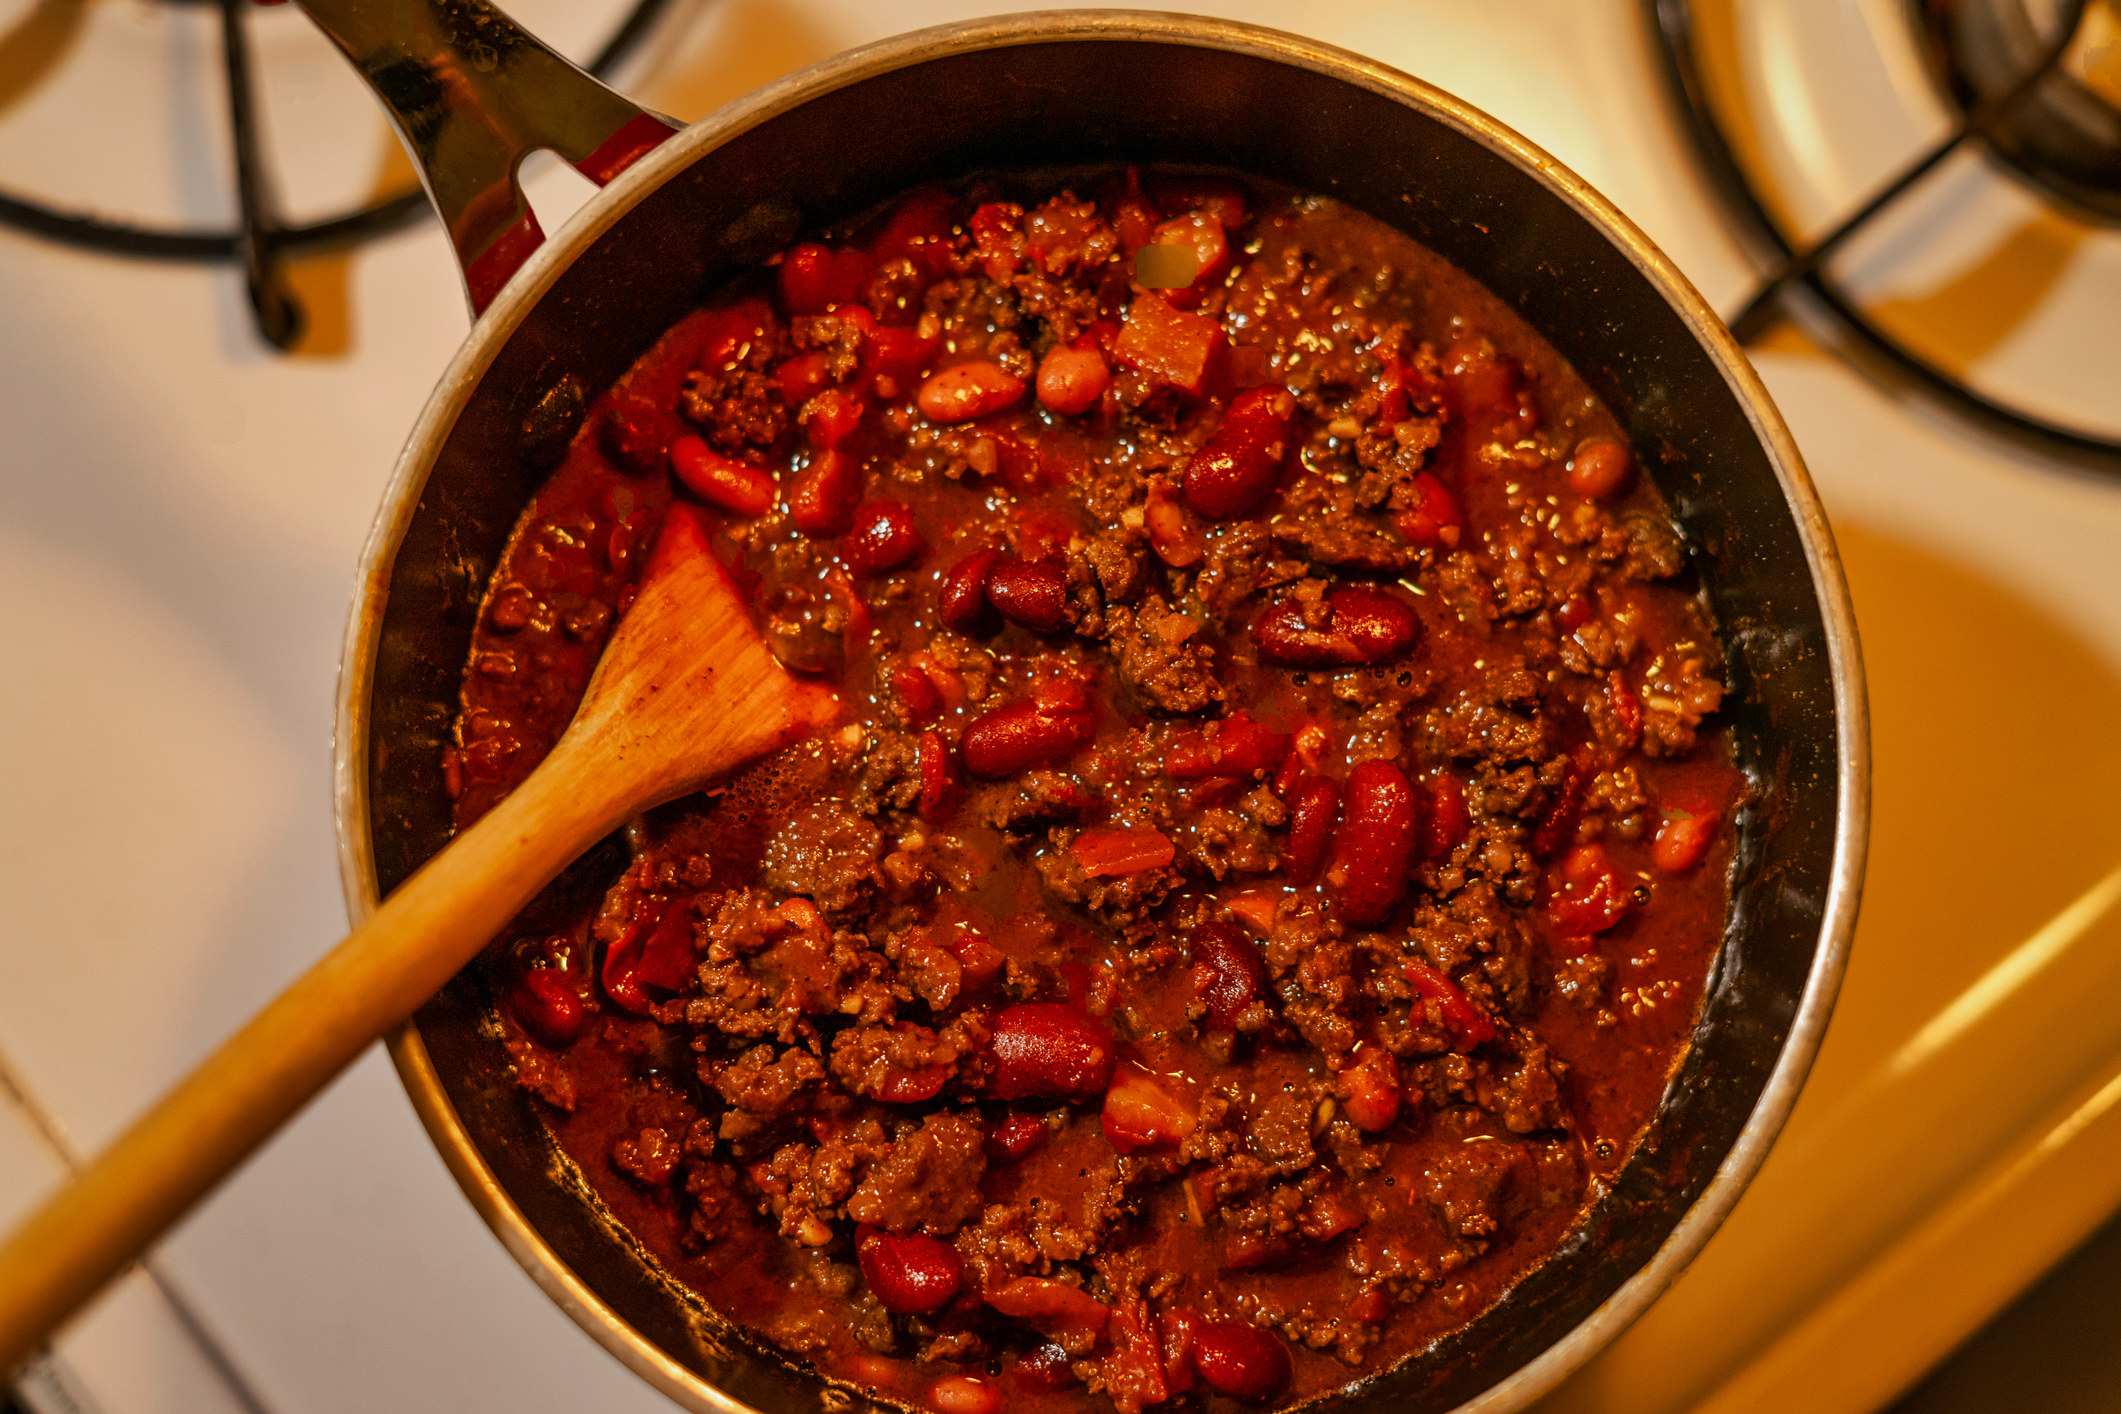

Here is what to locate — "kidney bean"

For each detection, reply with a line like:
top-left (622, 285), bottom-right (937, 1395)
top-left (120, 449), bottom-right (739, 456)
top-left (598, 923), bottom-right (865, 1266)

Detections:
top-left (916, 731), bottom-right (959, 823)
top-left (987, 1003), bottom-right (1115, 1101)
top-left (842, 500), bottom-right (926, 577)
top-left (787, 448), bottom-right (859, 537)
top-left (779, 241), bottom-right (873, 314)
top-left (1421, 772), bottom-right (1471, 861)
top-left (1404, 961), bottom-right (1497, 1048)
top-left (1338, 1043), bottom-right (1401, 1132)
top-left (960, 699), bottom-right (1096, 777)
top-left (805, 387), bottom-right (867, 451)
top-left (1037, 340), bottom-right (1111, 416)
top-left (1530, 757), bottom-right (1588, 859)
top-left (1557, 592), bottom-right (1595, 630)
top-left (1102, 1309), bottom-right (1171, 1411)
top-left (1569, 436), bottom-right (1634, 499)
top-left (1394, 471), bottom-right (1464, 549)
top-left (857, 1226), bottom-right (963, 1315)
top-left (1103, 1060), bottom-right (1198, 1153)
top-left (1144, 477), bottom-right (1206, 567)
top-left (985, 1112), bottom-right (1050, 1164)
top-left (1191, 1320), bottom-right (1291, 1401)
top-left (937, 548), bottom-right (1002, 631)
top-left (669, 435), bottom-right (775, 517)
top-left (1324, 760), bottom-right (1422, 925)
top-left (1158, 1308), bottom-right (1202, 1395)
top-left (927, 1377), bottom-right (1000, 1414)
top-left (1072, 827), bottom-right (1176, 878)
top-left (985, 555), bottom-right (1070, 632)
top-left (1281, 776), bottom-right (1340, 886)
top-left (1190, 922), bottom-right (1270, 1028)
top-left (596, 395), bottom-right (676, 474)
top-left (918, 361), bottom-right (1027, 423)
top-left (1252, 585), bottom-right (1423, 668)
top-left (1113, 293), bottom-right (1224, 398)
top-left (1165, 710), bottom-right (1289, 780)
top-left (1183, 385), bottom-right (1296, 519)
top-left (511, 969), bottom-right (586, 1048)
top-left (989, 1277), bottom-right (1113, 1341)
top-left (1653, 809), bottom-right (1720, 872)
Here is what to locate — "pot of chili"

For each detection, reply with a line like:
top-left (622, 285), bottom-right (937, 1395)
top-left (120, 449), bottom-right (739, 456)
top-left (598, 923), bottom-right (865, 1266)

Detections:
top-left (328, 7), bottom-right (1867, 1413)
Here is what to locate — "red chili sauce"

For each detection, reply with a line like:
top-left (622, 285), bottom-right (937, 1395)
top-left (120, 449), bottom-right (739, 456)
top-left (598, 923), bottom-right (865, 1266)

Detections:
top-left (445, 169), bottom-right (1745, 1414)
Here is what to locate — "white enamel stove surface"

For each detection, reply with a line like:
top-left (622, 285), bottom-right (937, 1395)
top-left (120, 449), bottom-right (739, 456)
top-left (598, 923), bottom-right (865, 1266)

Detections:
top-left (2, 3), bottom-right (2119, 1413)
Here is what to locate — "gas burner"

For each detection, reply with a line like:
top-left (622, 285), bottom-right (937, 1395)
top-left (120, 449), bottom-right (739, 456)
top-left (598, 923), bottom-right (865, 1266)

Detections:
top-left (0, 0), bottom-right (674, 349)
top-left (1649, 0), bottom-right (2121, 475)
top-left (1919, 0), bottom-right (2121, 223)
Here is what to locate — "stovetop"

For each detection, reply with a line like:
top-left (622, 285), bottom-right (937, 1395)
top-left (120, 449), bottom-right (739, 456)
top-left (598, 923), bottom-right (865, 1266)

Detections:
top-left (3, 3), bottom-right (2120, 1413)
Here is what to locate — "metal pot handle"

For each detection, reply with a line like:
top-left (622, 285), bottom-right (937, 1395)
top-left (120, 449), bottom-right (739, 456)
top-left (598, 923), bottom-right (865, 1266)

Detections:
top-left (291, 0), bottom-right (680, 314)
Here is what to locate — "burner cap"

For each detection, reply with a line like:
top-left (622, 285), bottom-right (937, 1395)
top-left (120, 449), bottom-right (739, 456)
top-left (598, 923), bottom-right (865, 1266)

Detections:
top-left (1919, 0), bottom-right (2121, 223)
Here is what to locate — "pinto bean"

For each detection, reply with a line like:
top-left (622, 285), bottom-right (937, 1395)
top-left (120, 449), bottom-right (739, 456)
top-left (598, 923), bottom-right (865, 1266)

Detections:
top-left (918, 361), bottom-right (1027, 423)
top-left (1328, 759), bottom-right (1420, 925)
top-left (1184, 386), bottom-right (1296, 519)
top-left (1282, 776), bottom-right (1340, 886)
top-left (987, 1003), bottom-right (1115, 1101)
top-left (1191, 1320), bottom-right (1291, 1401)
top-left (1252, 585), bottom-right (1422, 668)
top-left (985, 556), bottom-right (1070, 632)
top-left (857, 1226), bottom-right (963, 1315)
top-left (960, 699), bottom-right (1095, 778)
top-left (842, 500), bottom-right (926, 577)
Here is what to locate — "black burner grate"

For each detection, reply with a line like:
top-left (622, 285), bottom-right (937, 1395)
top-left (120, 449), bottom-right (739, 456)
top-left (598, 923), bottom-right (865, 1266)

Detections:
top-left (1647, 0), bottom-right (2121, 475)
top-left (0, 0), bottom-right (675, 348)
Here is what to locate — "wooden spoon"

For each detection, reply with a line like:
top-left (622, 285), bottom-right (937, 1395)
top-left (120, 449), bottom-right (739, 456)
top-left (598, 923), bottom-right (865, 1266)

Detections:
top-left (0, 505), bottom-right (837, 1372)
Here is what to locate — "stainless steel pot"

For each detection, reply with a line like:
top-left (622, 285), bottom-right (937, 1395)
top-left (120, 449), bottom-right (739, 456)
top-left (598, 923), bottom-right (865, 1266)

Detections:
top-left (329, 8), bottom-right (1869, 1411)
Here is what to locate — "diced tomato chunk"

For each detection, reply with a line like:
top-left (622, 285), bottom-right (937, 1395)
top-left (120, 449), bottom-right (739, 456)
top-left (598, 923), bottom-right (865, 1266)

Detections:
top-left (1102, 1060), bottom-right (1198, 1154)
top-left (1653, 810), bottom-right (1720, 872)
top-left (1113, 294), bottom-right (1224, 397)
top-left (1403, 961), bottom-right (1496, 1049)
top-left (1071, 827), bottom-right (1176, 878)
top-left (1547, 842), bottom-right (1632, 939)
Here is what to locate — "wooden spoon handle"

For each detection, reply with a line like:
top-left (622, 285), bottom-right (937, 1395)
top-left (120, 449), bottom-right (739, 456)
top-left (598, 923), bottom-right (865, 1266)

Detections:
top-left (0, 741), bottom-right (619, 1375)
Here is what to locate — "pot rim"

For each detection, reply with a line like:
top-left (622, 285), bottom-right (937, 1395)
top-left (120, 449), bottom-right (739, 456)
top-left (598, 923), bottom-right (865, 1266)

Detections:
top-left (332, 11), bottom-right (1869, 1412)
